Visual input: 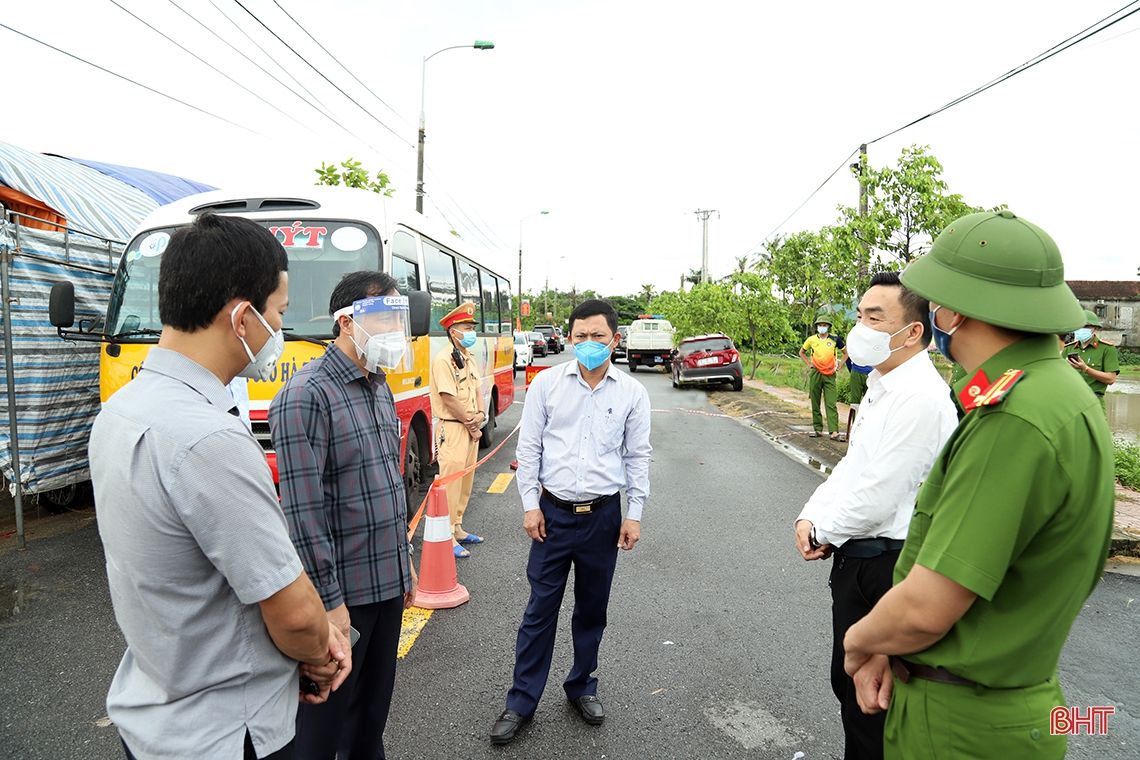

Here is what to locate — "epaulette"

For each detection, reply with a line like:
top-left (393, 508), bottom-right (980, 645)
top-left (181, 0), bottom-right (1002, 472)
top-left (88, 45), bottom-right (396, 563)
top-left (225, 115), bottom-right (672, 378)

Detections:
top-left (970, 369), bottom-right (1025, 410)
top-left (957, 369), bottom-right (989, 410)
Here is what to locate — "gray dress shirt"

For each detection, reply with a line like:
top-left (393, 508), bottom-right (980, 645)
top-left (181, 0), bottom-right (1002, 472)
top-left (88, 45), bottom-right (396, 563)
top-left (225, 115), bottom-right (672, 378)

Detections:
top-left (90, 347), bottom-right (304, 760)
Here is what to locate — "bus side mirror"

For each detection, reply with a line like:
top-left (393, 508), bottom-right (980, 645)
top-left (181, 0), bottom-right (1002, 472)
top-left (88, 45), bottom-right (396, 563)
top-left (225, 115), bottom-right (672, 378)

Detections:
top-left (408, 290), bottom-right (431, 337)
top-left (49, 282), bottom-right (76, 328)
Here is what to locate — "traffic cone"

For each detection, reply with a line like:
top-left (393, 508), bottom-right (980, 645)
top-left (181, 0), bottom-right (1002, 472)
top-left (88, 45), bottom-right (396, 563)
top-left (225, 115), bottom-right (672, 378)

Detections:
top-left (412, 479), bottom-right (470, 609)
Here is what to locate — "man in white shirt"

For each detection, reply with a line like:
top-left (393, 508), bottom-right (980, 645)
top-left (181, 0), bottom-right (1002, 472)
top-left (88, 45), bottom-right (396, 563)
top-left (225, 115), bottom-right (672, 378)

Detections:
top-left (491, 299), bottom-right (652, 745)
top-left (794, 271), bottom-right (957, 760)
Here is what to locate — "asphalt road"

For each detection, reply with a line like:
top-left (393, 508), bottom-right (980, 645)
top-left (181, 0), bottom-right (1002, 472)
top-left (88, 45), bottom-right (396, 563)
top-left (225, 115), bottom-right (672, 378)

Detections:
top-left (1, 352), bottom-right (1136, 759)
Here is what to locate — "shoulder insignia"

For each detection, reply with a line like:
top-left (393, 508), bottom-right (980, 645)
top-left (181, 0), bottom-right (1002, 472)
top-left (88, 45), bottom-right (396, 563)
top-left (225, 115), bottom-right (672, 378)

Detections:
top-left (972, 369), bottom-right (1025, 409)
top-left (957, 369), bottom-right (989, 411)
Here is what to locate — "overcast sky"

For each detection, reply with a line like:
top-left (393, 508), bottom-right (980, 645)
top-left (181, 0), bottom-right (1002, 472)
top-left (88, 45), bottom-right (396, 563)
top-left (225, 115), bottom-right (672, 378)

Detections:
top-left (4, 0), bottom-right (1138, 296)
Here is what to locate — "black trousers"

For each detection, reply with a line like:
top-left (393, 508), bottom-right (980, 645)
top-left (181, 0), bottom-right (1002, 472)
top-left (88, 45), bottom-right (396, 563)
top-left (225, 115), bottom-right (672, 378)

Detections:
top-left (295, 596), bottom-right (404, 760)
top-left (123, 731), bottom-right (292, 759)
top-left (829, 549), bottom-right (899, 760)
top-left (505, 492), bottom-right (622, 716)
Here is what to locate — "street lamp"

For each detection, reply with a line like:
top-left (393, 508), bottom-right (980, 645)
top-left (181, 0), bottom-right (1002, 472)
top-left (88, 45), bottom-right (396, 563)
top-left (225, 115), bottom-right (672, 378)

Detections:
top-left (416, 40), bottom-right (495, 214)
top-left (518, 210), bottom-right (549, 329)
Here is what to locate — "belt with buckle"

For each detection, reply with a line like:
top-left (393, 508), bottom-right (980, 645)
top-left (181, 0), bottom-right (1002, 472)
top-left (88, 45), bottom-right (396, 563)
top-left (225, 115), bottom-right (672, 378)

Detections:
top-left (890, 656), bottom-right (977, 687)
top-left (541, 488), bottom-right (613, 515)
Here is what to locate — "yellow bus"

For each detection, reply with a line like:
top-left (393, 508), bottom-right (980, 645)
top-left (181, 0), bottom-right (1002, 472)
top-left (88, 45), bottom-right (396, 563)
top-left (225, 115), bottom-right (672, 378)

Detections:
top-left (52, 186), bottom-right (516, 505)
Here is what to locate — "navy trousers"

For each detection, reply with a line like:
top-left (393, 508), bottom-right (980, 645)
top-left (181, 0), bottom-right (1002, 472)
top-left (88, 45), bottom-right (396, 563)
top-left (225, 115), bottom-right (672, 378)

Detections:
top-left (505, 492), bottom-right (622, 717)
top-left (294, 596), bottom-right (404, 760)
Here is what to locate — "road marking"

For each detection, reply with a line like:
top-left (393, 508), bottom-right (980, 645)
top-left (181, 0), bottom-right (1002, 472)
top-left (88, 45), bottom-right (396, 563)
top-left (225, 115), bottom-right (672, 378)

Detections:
top-left (487, 473), bottom-right (515, 493)
top-left (398, 606), bottom-right (433, 659)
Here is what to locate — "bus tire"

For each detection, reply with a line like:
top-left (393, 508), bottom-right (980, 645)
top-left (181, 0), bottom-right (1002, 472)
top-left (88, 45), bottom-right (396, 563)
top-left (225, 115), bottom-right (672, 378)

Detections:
top-left (479, 394), bottom-right (496, 450)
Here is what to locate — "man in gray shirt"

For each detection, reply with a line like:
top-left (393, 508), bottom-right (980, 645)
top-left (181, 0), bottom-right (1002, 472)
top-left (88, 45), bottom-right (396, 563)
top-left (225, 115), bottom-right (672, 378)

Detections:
top-left (90, 213), bottom-right (350, 760)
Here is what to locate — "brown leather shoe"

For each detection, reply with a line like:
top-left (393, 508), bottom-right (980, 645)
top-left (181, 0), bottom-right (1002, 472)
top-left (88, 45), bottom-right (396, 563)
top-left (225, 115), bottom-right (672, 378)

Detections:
top-left (569, 695), bottom-right (605, 725)
top-left (490, 709), bottom-right (532, 745)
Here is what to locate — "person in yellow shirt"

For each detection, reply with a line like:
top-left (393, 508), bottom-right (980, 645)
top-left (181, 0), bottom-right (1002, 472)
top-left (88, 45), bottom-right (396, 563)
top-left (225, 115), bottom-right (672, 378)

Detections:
top-left (800, 313), bottom-right (847, 440)
top-left (430, 302), bottom-right (486, 558)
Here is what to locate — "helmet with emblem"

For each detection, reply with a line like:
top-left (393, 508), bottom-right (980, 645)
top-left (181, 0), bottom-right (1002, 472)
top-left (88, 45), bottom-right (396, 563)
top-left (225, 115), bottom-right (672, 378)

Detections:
top-left (900, 210), bottom-right (1085, 334)
top-left (1082, 308), bottom-right (1102, 328)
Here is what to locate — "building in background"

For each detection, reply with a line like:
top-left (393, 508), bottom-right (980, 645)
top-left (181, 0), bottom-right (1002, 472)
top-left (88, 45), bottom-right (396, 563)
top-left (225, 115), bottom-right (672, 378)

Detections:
top-left (1067, 280), bottom-right (1139, 348)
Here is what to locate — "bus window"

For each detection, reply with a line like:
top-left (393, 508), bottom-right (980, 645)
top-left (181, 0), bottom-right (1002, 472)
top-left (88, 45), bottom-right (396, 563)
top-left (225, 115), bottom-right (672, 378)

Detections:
top-left (481, 269), bottom-right (498, 333)
top-left (423, 241), bottom-right (458, 327)
top-left (391, 231), bottom-right (420, 292)
top-left (497, 276), bottom-right (512, 332)
top-left (457, 259), bottom-right (482, 330)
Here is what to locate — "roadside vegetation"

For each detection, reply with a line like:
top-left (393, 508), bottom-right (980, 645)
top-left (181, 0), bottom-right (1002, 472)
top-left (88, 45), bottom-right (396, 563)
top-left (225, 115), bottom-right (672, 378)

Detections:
top-left (1117, 439), bottom-right (1140, 491)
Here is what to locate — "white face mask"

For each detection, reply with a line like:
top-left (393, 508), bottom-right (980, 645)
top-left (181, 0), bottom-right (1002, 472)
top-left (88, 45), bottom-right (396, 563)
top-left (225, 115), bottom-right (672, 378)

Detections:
top-left (232, 303), bottom-right (284, 381)
top-left (353, 325), bottom-right (407, 372)
top-left (845, 320), bottom-right (914, 368)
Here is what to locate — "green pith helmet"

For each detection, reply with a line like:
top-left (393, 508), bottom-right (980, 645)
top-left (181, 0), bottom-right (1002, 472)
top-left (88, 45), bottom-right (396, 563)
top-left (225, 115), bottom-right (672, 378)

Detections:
top-left (900, 210), bottom-right (1085, 333)
top-left (814, 312), bottom-right (834, 327)
top-left (1082, 309), bottom-right (1102, 327)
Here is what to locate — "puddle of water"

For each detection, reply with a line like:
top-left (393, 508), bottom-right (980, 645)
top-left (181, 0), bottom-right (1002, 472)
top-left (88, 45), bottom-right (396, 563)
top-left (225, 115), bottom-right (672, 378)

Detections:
top-left (1107, 376), bottom-right (1139, 443)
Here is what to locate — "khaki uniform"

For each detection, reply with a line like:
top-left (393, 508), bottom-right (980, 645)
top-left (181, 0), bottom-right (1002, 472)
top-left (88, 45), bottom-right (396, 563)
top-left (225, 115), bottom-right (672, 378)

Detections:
top-left (430, 347), bottom-right (481, 537)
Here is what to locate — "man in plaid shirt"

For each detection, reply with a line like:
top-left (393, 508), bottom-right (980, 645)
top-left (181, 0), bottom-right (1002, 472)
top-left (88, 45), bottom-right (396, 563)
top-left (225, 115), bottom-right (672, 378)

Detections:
top-left (270, 271), bottom-right (418, 760)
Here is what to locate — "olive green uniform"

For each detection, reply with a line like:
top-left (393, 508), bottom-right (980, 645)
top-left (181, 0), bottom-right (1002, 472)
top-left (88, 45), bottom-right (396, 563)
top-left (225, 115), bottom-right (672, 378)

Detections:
top-left (1066, 338), bottom-right (1120, 402)
top-left (891, 210), bottom-right (1116, 759)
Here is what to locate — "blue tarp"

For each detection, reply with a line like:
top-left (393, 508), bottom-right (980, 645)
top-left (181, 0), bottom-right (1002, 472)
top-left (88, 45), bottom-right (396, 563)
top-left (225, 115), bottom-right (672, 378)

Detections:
top-left (58, 156), bottom-right (216, 205)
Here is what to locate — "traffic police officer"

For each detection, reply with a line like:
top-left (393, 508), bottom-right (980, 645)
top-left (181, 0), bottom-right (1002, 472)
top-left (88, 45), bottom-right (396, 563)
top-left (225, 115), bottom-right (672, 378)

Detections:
top-left (842, 210), bottom-right (1115, 759)
top-left (430, 302), bottom-right (486, 558)
top-left (1064, 308), bottom-right (1120, 408)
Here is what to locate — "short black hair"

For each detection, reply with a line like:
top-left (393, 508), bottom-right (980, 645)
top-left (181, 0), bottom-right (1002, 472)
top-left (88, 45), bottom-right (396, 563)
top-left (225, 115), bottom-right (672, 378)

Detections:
top-left (868, 270), bottom-right (931, 347)
top-left (158, 213), bottom-right (287, 331)
top-left (568, 299), bottom-right (618, 335)
top-left (329, 271), bottom-right (398, 337)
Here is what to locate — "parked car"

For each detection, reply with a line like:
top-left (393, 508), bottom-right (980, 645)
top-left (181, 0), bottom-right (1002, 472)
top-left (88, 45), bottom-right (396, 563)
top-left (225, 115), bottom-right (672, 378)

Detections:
top-left (513, 331), bottom-right (534, 370)
top-left (533, 324), bottom-right (562, 353)
top-left (614, 325), bottom-right (629, 358)
top-left (553, 326), bottom-right (566, 352)
top-left (528, 331), bottom-right (548, 357)
top-left (671, 334), bottom-right (744, 391)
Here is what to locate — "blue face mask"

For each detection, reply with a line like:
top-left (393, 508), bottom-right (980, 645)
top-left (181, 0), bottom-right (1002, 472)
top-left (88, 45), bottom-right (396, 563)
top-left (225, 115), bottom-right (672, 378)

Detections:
top-left (454, 329), bottom-right (477, 349)
top-left (1074, 327), bottom-right (1094, 344)
top-left (929, 306), bottom-right (961, 363)
top-left (574, 340), bottom-right (612, 371)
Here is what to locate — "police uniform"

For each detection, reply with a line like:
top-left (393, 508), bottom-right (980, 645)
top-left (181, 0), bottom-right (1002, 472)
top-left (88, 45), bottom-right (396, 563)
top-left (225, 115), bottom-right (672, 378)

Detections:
top-left (1065, 310), bottom-right (1120, 407)
top-left (430, 303), bottom-right (483, 541)
top-left (889, 210), bottom-right (1115, 758)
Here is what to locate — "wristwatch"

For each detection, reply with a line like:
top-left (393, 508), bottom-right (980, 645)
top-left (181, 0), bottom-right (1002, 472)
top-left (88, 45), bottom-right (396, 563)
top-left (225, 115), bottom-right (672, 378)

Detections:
top-left (808, 526), bottom-right (822, 550)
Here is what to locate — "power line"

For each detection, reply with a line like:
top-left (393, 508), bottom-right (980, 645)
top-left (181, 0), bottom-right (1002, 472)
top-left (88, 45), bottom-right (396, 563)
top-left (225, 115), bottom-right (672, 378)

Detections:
top-left (269, 0), bottom-right (413, 132)
top-left (0, 21), bottom-right (258, 134)
top-left (231, 0), bottom-right (415, 150)
top-left (166, 0), bottom-right (334, 113)
top-left (744, 148), bottom-right (858, 254)
top-left (868, 0), bottom-right (1140, 145)
top-left (205, 0), bottom-right (334, 112)
top-left (106, 0), bottom-right (316, 135)
top-left (752, 1), bottom-right (1140, 249)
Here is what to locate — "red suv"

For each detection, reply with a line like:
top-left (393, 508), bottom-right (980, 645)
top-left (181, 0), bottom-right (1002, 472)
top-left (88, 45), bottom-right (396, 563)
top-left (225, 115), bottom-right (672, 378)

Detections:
top-left (671, 334), bottom-right (744, 391)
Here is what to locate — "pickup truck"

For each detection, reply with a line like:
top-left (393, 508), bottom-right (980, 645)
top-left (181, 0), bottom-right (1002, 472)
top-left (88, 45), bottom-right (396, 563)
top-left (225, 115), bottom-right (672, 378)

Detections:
top-left (626, 317), bottom-right (675, 372)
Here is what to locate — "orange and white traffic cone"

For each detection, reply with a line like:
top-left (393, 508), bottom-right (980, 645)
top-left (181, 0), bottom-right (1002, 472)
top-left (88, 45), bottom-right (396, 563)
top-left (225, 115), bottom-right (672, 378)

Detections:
top-left (412, 479), bottom-right (470, 609)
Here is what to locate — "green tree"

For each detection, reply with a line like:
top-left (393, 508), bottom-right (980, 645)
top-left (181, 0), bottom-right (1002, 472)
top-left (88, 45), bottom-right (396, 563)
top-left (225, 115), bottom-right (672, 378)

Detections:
top-left (638, 284), bottom-right (656, 308)
top-left (730, 272), bottom-right (798, 376)
top-left (842, 145), bottom-right (981, 266)
top-left (765, 226), bottom-right (860, 331)
top-left (315, 158), bottom-right (394, 197)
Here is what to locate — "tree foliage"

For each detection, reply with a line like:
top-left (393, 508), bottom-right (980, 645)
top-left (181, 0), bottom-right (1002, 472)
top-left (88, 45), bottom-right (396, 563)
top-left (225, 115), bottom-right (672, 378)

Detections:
top-left (315, 158), bottom-right (394, 197)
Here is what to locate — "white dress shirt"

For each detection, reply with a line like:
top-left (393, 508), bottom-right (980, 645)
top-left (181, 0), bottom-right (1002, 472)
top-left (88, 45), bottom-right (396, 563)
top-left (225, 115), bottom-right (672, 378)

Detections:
top-left (516, 360), bottom-right (652, 520)
top-left (798, 349), bottom-right (957, 546)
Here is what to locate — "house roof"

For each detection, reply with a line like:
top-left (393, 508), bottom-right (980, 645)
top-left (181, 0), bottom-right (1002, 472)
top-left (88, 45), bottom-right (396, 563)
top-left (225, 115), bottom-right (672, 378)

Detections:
top-left (1066, 280), bottom-right (1140, 301)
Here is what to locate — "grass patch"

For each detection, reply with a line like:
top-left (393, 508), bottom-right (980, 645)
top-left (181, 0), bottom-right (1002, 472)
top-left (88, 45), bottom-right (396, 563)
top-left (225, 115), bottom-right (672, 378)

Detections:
top-left (1117, 439), bottom-right (1140, 491)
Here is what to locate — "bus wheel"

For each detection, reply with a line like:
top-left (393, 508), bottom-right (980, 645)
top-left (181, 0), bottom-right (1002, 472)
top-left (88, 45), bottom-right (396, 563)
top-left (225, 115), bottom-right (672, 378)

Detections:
top-left (479, 396), bottom-right (496, 450)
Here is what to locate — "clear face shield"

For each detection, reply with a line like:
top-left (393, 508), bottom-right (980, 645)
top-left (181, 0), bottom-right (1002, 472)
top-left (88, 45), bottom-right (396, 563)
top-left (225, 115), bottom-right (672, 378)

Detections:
top-left (335, 295), bottom-right (412, 373)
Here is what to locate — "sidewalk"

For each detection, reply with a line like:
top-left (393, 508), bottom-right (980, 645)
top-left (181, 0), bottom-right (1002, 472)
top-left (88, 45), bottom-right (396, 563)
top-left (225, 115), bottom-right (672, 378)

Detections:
top-left (710, 376), bottom-right (1140, 559)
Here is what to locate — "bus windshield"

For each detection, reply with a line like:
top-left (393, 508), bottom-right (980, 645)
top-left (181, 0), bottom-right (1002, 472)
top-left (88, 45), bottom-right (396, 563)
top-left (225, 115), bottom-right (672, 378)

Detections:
top-left (106, 219), bottom-right (382, 340)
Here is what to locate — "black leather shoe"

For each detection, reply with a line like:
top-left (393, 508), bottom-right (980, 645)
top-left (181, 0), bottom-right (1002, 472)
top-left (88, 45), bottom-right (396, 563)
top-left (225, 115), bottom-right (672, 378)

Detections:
top-left (490, 709), bottom-right (532, 745)
top-left (569, 694), bottom-right (605, 725)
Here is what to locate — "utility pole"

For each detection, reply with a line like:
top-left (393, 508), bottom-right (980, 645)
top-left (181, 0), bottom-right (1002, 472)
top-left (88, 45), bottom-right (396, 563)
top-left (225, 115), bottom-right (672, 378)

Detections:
top-left (693, 209), bottom-right (718, 284)
top-left (856, 143), bottom-right (869, 279)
